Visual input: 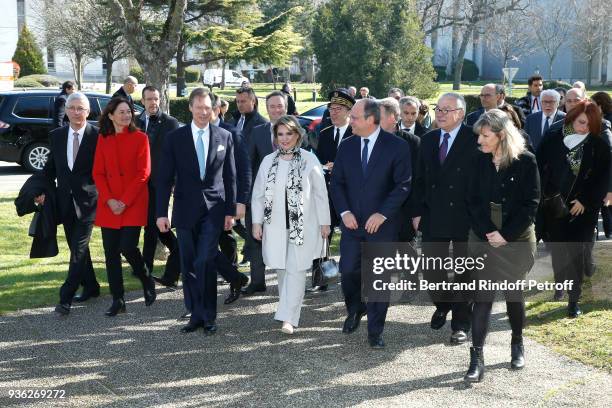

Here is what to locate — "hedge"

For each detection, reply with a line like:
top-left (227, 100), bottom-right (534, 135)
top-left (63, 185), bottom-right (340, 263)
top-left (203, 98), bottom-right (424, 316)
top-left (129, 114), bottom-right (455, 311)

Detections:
top-left (13, 74), bottom-right (60, 88)
top-left (544, 80), bottom-right (571, 90)
top-left (164, 96), bottom-right (237, 124)
top-left (14, 77), bottom-right (43, 88)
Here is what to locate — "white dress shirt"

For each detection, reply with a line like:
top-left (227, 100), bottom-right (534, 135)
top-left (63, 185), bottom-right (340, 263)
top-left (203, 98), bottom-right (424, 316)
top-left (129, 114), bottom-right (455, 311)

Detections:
top-left (400, 122), bottom-right (415, 134)
top-left (531, 95), bottom-right (541, 113)
top-left (67, 124), bottom-right (86, 171)
top-left (541, 110), bottom-right (557, 133)
top-left (439, 123), bottom-right (462, 152)
top-left (335, 123), bottom-right (350, 147)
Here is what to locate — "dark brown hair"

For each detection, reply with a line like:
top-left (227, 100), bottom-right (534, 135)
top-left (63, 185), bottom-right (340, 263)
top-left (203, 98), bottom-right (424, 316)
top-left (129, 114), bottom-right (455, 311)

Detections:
top-left (98, 97), bottom-right (137, 137)
top-left (564, 100), bottom-right (602, 136)
top-left (528, 75), bottom-right (543, 86)
top-left (591, 91), bottom-right (612, 115)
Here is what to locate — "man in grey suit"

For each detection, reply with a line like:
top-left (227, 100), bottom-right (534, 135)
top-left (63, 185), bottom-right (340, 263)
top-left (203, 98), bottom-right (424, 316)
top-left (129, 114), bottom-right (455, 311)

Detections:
top-left (524, 89), bottom-right (565, 150)
top-left (242, 91), bottom-right (287, 295)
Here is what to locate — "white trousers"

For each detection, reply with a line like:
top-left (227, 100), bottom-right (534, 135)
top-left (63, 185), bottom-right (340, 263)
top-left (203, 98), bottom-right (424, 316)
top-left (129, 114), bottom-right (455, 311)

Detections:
top-left (274, 240), bottom-right (308, 327)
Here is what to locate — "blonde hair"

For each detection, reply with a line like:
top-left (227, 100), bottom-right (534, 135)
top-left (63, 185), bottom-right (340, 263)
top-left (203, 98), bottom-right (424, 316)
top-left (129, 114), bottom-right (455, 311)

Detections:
top-left (474, 109), bottom-right (526, 169)
top-left (273, 115), bottom-right (305, 148)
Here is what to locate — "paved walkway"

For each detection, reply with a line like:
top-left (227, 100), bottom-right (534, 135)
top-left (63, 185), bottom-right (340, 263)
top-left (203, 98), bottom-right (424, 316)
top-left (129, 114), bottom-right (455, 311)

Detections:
top-left (1, 256), bottom-right (610, 407)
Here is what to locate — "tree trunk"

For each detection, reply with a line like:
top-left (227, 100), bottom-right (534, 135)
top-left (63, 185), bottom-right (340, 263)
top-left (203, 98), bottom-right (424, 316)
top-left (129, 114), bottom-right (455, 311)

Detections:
top-left (70, 57), bottom-right (80, 90)
top-left (176, 34), bottom-right (187, 97)
top-left (74, 53), bottom-right (83, 90)
top-left (586, 57), bottom-right (593, 87)
top-left (548, 56), bottom-right (553, 81)
top-left (105, 49), bottom-right (113, 94)
top-left (221, 60), bottom-right (226, 89)
top-left (143, 63), bottom-right (170, 113)
top-left (453, 26), bottom-right (473, 91)
top-left (600, 30), bottom-right (608, 84)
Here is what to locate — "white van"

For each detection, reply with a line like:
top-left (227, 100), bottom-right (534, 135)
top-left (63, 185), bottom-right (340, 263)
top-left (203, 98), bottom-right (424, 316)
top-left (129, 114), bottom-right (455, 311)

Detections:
top-left (202, 69), bottom-right (249, 88)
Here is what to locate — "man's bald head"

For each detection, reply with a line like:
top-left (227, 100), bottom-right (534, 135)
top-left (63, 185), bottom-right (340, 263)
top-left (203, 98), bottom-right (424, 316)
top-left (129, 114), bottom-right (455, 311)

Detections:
top-left (565, 88), bottom-right (587, 112)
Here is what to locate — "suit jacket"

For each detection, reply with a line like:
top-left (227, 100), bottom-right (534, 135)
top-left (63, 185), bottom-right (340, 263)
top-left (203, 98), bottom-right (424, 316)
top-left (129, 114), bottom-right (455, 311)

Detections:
top-left (468, 151), bottom-right (540, 241)
top-left (395, 127), bottom-right (421, 218)
top-left (233, 110), bottom-right (268, 141)
top-left (52, 93), bottom-right (69, 129)
top-left (465, 108), bottom-right (485, 127)
top-left (42, 124), bottom-right (99, 224)
top-left (315, 124), bottom-right (353, 166)
top-left (330, 129), bottom-right (412, 238)
top-left (398, 121), bottom-right (429, 138)
top-left (524, 110), bottom-right (566, 150)
top-left (137, 112), bottom-right (180, 188)
top-left (156, 124), bottom-right (236, 229)
top-left (112, 87), bottom-right (134, 106)
top-left (413, 125), bottom-right (478, 238)
top-left (93, 128), bottom-right (151, 228)
top-left (248, 122), bottom-right (275, 182)
top-left (218, 120), bottom-right (251, 205)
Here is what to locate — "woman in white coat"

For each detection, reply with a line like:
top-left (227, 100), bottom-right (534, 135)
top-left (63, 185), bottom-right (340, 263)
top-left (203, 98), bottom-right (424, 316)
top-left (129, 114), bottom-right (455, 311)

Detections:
top-left (251, 115), bottom-right (331, 334)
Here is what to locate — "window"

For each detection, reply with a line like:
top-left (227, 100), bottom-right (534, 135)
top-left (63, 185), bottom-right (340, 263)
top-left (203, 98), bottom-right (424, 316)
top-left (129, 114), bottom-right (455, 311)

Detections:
top-left (232, 72), bottom-right (242, 78)
top-left (13, 97), bottom-right (51, 119)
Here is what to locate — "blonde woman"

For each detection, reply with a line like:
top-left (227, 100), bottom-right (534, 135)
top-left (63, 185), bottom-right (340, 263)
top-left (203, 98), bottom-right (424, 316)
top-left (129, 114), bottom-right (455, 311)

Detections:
top-left (465, 109), bottom-right (540, 382)
top-left (251, 116), bottom-right (331, 334)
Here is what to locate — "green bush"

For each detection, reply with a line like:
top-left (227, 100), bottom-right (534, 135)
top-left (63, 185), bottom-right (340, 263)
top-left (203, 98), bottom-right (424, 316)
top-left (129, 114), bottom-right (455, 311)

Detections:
top-left (168, 97), bottom-right (191, 123)
top-left (129, 66), bottom-right (145, 83)
top-left (185, 68), bottom-right (200, 83)
top-left (461, 59), bottom-right (479, 81)
top-left (434, 66), bottom-right (446, 81)
top-left (14, 77), bottom-right (43, 88)
top-left (544, 80), bottom-right (571, 90)
top-left (290, 73), bottom-right (302, 82)
top-left (23, 74), bottom-right (60, 87)
top-left (12, 25), bottom-right (46, 77)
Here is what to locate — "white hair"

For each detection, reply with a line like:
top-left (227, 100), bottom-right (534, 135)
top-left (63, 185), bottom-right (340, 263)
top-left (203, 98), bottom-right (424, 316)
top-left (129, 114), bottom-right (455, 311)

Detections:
top-left (66, 92), bottom-right (90, 110)
top-left (379, 97), bottom-right (401, 120)
top-left (541, 89), bottom-right (560, 103)
top-left (438, 92), bottom-right (466, 110)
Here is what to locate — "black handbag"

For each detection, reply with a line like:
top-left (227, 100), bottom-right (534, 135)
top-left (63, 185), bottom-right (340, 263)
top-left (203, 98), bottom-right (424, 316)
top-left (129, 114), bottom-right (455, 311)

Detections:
top-left (312, 239), bottom-right (339, 287)
top-left (542, 193), bottom-right (570, 219)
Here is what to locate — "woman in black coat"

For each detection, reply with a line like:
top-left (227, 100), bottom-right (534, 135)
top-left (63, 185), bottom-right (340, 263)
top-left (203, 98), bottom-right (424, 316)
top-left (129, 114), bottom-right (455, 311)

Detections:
top-left (465, 109), bottom-right (540, 383)
top-left (536, 100), bottom-right (610, 317)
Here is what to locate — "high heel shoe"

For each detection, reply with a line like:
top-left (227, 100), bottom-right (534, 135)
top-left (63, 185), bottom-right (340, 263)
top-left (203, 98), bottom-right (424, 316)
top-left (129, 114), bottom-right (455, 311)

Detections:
top-left (105, 298), bottom-right (126, 317)
top-left (464, 346), bottom-right (484, 383)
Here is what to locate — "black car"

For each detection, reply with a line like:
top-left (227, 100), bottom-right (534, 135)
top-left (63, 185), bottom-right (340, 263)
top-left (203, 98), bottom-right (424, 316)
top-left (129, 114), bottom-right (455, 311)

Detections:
top-left (0, 90), bottom-right (143, 172)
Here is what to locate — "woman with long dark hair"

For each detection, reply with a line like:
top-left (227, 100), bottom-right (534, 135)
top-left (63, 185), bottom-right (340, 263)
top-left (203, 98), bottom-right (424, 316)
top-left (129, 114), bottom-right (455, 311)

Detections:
top-left (465, 109), bottom-right (540, 382)
top-left (537, 100), bottom-right (610, 316)
top-left (93, 97), bottom-right (156, 316)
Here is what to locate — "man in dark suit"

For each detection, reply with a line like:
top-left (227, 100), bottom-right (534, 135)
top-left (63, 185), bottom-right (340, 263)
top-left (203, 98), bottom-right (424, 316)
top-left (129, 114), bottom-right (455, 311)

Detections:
top-left (240, 92), bottom-right (285, 295)
top-left (516, 75), bottom-right (544, 117)
top-left (52, 81), bottom-right (75, 129)
top-left (112, 76), bottom-right (138, 106)
top-left (412, 93), bottom-right (478, 345)
top-left (37, 92), bottom-right (101, 315)
top-left (399, 96), bottom-right (429, 137)
top-left (233, 86), bottom-right (267, 141)
top-left (136, 86), bottom-right (181, 288)
top-left (156, 88), bottom-right (236, 335)
top-left (524, 89), bottom-right (565, 150)
top-left (465, 84), bottom-right (501, 127)
top-left (331, 98), bottom-right (412, 349)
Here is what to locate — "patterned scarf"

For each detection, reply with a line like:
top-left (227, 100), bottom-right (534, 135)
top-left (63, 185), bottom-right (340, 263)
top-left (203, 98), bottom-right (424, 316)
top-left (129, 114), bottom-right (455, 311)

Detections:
top-left (263, 146), bottom-right (305, 245)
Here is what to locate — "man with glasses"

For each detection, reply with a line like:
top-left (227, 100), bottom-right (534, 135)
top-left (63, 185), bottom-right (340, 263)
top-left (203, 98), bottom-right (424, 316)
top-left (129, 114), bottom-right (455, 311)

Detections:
top-left (466, 84), bottom-right (502, 126)
top-left (412, 92), bottom-right (478, 345)
top-left (524, 89), bottom-right (565, 150)
top-left (112, 76), bottom-right (138, 107)
top-left (37, 93), bottom-right (101, 315)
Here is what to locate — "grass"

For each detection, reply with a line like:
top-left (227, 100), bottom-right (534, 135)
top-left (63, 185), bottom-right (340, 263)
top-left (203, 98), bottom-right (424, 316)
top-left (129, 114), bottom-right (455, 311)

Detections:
top-left (523, 244), bottom-right (612, 371)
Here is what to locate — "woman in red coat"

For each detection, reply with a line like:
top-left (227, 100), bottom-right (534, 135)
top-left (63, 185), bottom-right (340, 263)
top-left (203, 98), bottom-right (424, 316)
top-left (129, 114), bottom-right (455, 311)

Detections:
top-left (93, 97), bottom-right (156, 316)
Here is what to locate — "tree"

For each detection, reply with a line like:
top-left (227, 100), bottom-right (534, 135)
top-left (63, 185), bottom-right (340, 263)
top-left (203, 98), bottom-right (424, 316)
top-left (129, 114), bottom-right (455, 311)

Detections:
top-left (107, 0), bottom-right (188, 112)
top-left (483, 10), bottom-right (535, 71)
top-left (312, 0), bottom-right (437, 99)
top-left (528, 0), bottom-right (571, 80)
top-left (12, 25), bottom-right (46, 77)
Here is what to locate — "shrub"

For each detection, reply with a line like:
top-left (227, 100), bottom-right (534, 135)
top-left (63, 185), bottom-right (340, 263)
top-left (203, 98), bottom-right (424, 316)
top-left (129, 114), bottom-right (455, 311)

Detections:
top-left (461, 59), bottom-right (479, 81)
top-left (185, 67), bottom-right (200, 83)
top-left (290, 73), bottom-right (302, 82)
top-left (14, 77), bottom-right (43, 88)
top-left (129, 66), bottom-right (145, 83)
top-left (23, 74), bottom-right (60, 87)
top-left (543, 80), bottom-right (571, 90)
top-left (463, 95), bottom-right (520, 114)
top-left (12, 25), bottom-right (46, 77)
top-left (168, 97), bottom-right (191, 124)
top-left (434, 66), bottom-right (446, 81)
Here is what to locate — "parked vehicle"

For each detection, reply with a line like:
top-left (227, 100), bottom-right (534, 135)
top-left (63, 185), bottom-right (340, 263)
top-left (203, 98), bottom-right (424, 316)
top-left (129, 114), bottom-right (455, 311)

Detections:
top-left (202, 69), bottom-right (249, 88)
top-left (0, 90), bottom-right (143, 172)
top-left (296, 104), bottom-right (328, 149)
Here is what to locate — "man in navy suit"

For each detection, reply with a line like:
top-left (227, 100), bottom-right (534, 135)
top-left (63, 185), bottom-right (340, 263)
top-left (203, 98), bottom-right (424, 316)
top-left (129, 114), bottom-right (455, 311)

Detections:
top-left (331, 99), bottom-right (412, 349)
top-left (157, 88), bottom-right (236, 335)
top-left (524, 89), bottom-right (565, 150)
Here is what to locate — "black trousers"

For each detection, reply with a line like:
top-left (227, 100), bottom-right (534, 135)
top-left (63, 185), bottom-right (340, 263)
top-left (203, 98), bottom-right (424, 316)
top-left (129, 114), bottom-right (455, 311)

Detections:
top-left (421, 234), bottom-right (472, 332)
top-left (58, 204), bottom-right (99, 305)
top-left (472, 293), bottom-right (525, 348)
top-left (601, 205), bottom-right (611, 237)
top-left (143, 186), bottom-right (180, 280)
top-left (219, 229), bottom-right (238, 266)
top-left (101, 226), bottom-right (146, 300)
top-left (245, 207), bottom-right (266, 287)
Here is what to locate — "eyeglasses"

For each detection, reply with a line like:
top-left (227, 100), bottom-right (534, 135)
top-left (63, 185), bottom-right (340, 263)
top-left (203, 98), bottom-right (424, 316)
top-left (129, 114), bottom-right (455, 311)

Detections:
top-left (479, 94), bottom-right (494, 98)
top-left (434, 107), bottom-right (463, 114)
top-left (66, 106), bottom-right (88, 113)
top-left (329, 106), bottom-right (347, 113)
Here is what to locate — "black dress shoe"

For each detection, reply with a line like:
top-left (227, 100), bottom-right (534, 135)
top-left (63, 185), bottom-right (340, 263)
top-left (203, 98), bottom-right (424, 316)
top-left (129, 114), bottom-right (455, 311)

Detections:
top-left (567, 302), bottom-right (582, 318)
top-left (306, 285), bottom-right (328, 293)
top-left (152, 275), bottom-right (178, 290)
top-left (225, 274), bottom-right (248, 304)
top-left (430, 309), bottom-right (448, 330)
top-left (203, 321), bottom-right (217, 336)
top-left (464, 346), bottom-right (485, 383)
top-left (143, 276), bottom-right (157, 307)
top-left (241, 284), bottom-right (266, 296)
top-left (181, 320), bottom-right (202, 333)
top-left (511, 342), bottom-right (525, 369)
top-left (342, 309), bottom-right (366, 334)
top-left (105, 299), bottom-right (126, 317)
top-left (54, 303), bottom-right (70, 315)
top-left (553, 289), bottom-right (564, 301)
top-left (368, 334), bottom-right (385, 349)
top-left (178, 311), bottom-right (191, 321)
top-left (450, 330), bottom-right (468, 344)
top-left (73, 288), bottom-right (100, 303)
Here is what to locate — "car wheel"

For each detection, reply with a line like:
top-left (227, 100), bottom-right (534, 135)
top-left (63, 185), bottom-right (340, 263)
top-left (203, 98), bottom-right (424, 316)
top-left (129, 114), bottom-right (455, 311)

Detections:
top-left (22, 143), bottom-right (50, 172)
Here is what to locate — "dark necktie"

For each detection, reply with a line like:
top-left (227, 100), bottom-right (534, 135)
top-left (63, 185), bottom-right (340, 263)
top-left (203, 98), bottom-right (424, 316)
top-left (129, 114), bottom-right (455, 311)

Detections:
top-left (72, 132), bottom-right (80, 167)
top-left (439, 132), bottom-right (450, 164)
top-left (532, 98), bottom-right (539, 111)
top-left (361, 138), bottom-right (369, 174)
top-left (334, 127), bottom-right (340, 146)
top-left (543, 115), bottom-right (550, 134)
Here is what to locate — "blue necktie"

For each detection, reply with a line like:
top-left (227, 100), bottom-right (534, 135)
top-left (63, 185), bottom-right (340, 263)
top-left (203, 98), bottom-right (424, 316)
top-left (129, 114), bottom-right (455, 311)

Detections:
top-left (196, 129), bottom-right (206, 179)
top-left (543, 115), bottom-right (550, 134)
top-left (361, 138), bottom-right (369, 174)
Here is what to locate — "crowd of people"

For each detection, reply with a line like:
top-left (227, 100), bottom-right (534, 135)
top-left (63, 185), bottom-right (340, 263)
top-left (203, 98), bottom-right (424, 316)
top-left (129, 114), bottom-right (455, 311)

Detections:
top-left (23, 74), bottom-right (611, 384)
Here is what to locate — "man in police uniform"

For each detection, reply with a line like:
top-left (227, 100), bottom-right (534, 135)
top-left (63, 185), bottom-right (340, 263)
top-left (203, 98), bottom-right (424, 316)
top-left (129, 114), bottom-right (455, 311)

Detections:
top-left (312, 89), bottom-right (355, 292)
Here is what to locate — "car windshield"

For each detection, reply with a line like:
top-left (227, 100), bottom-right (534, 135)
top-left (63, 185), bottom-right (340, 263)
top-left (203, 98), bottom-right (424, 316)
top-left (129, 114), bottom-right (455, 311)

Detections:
top-left (301, 104), bottom-right (326, 117)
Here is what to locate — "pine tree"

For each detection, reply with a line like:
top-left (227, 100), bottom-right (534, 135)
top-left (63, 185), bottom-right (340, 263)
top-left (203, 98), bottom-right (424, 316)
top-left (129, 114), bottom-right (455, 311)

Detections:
top-left (12, 25), bottom-right (47, 77)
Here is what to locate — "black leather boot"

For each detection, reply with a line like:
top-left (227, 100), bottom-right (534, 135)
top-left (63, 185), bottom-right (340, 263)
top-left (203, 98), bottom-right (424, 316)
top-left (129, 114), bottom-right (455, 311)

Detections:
top-left (141, 264), bottom-right (156, 307)
top-left (510, 336), bottom-right (525, 369)
top-left (464, 346), bottom-right (484, 383)
top-left (105, 298), bottom-right (126, 317)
